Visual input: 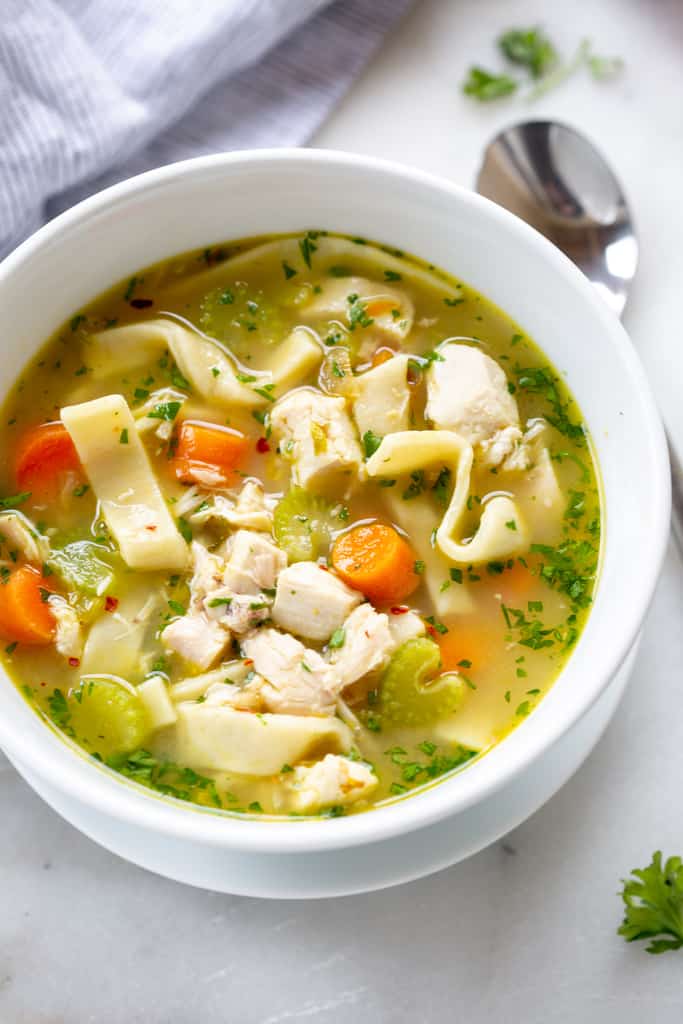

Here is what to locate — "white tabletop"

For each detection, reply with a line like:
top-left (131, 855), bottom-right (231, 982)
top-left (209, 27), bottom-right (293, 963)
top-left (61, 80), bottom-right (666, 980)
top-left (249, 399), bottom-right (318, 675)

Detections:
top-left (3, 1), bottom-right (683, 1020)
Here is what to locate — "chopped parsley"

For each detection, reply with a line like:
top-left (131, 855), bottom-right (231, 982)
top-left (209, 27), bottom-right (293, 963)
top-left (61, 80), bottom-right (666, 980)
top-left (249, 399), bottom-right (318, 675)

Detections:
top-left (299, 231), bottom-right (319, 268)
top-left (170, 367), bottom-right (192, 391)
top-left (328, 627), bottom-right (346, 650)
top-left (402, 470), bottom-right (425, 501)
top-left (119, 429), bottom-right (129, 445)
top-left (109, 749), bottom-right (222, 808)
top-left (177, 517), bottom-right (193, 543)
top-left (148, 401), bottom-right (182, 422)
top-left (515, 365), bottom-right (585, 441)
top-left (362, 430), bottom-right (383, 459)
top-left (347, 293), bottom-right (375, 330)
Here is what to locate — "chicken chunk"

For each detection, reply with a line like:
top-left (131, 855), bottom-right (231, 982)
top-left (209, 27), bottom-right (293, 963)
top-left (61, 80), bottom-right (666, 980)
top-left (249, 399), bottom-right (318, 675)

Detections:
top-left (189, 480), bottom-right (274, 533)
top-left (202, 678), bottom-right (266, 712)
top-left (385, 608), bottom-right (426, 646)
top-left (189, 541), bottom-right (225, 605)
top-left (285, 754), bottom-right (378, 814)
top-left (241, 627), bottom-right (342, 716)
top-left (329, 603), bottom-right (394, 689)
top-left (162, 612), bottom-right (231, 670)
top-left (204, 591), bottom-right (271, 635)
top-left (270, 389), bottom-right (363, 492)
top-left (0, 511), bottom-right (50, 564)
top-left (222, 530), bottom-right (286, 595)
top-left (48, 596), bottom-right (83, 660)
top-left (272, 562), bottom-right (362, 643)
top-left (479, 420), bottom-right (547, 472)
top-left (426, 344), bottom-right (519, 446)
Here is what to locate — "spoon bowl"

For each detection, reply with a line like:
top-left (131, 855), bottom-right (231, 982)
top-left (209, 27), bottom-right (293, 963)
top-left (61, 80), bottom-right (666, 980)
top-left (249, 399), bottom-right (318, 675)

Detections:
top-left (476, 119), bottom-right (683, 544)
top-left (476, 120), bottom-right (638, 317)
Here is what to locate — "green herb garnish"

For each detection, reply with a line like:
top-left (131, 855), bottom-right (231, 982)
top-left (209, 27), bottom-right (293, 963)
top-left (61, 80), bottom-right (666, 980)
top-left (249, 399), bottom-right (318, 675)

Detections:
top-left (618, 852), bottom-right (683, 954)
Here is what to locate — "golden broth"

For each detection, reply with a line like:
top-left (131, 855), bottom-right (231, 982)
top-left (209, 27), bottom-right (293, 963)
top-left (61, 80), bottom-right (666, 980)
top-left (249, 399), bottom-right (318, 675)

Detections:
top-left (0, 232), bottom-right (601, 816)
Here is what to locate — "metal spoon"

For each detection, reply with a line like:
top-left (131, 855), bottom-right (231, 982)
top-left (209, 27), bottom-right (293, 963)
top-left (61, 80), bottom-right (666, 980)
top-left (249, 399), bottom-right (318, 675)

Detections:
top-left (476, 119), bottom-right (681, 547)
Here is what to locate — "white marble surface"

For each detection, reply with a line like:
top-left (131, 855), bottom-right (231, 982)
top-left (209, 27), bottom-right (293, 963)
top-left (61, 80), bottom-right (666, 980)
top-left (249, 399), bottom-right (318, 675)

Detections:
top-left (3, 1), bottom-right (683, 1020)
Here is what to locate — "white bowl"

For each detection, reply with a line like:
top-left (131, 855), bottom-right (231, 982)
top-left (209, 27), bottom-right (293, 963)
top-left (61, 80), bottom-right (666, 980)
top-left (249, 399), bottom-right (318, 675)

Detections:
top-left (0, 149), bottom-right (670, 897)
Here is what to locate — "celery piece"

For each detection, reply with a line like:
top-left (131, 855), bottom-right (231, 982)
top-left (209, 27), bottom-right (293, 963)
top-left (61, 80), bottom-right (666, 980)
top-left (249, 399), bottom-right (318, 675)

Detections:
top-left (380, 637), bottom-right (466, 726)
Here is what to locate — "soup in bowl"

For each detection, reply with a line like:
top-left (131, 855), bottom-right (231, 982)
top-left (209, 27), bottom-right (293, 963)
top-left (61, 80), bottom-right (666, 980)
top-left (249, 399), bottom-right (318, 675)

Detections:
top-left (0, 231), bottom-right (600, 818)
top-left (0, 151), bottom-right (668, 894)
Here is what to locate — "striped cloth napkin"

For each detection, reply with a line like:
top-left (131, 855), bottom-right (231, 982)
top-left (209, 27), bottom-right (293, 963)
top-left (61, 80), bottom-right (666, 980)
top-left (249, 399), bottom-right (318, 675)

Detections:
top-left (0, 0), bottom-right (413, 259)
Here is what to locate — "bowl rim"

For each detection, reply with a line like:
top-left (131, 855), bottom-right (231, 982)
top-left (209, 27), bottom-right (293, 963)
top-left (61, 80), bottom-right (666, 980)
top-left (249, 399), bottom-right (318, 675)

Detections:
top-left (0, 147), bottom-right (671, 853)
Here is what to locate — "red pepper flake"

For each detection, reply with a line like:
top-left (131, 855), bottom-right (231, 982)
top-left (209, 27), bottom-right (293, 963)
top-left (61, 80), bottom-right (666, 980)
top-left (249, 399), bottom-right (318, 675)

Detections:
top-left (145, 524), bottom-right (158, 531)
top-left (319, 564), bottom-right (329, 571)
top-left (243, 659), bottom-right (254, 667)
top-left (256, 437), bottom-right (270, 453)
top-left (40, 681), bottom-right (47, 687)
top-left (390, 605), bottom-right (410, 615)
top-left (68, 657), bottom-right (81, 668)
top-left (105, 596), bottom-right (119, 612)
top-left (426, 623), bottom-right (438, 639)
top-left (129, 298), bottom-right (154, 309)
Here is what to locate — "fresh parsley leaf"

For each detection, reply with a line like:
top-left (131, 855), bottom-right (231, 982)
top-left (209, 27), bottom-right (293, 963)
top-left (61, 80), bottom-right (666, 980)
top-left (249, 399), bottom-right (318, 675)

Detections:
top-left (119, 429), bottom-right (129, 445)
top-left (498, 27), bottom-right (557, 78)
top-left (618, 852), bottom-right (683, 954)
top-left (463, 66), bottom-right (518, 101)
top-left (282, 260), bottom-right (297, 280)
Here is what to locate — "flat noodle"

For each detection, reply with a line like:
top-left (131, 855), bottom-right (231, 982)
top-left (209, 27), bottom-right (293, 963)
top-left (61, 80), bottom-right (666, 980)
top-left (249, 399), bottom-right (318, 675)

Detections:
top-left (88, 320), bottom-right (322, 409)
top-left (366, 430), bottom-right (529, 565)
top-left (156, 235), bottom-right (464, 306)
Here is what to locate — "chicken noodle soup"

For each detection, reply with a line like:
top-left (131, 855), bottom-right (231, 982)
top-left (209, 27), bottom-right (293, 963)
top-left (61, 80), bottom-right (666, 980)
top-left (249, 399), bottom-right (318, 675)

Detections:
top-left (0, 232), bottom-right (601, 817)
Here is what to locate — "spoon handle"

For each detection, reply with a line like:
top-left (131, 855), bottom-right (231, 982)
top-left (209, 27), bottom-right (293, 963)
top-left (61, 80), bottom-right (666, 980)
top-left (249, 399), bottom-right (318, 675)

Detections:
top-left (668, 436), bottom-right (683, 553)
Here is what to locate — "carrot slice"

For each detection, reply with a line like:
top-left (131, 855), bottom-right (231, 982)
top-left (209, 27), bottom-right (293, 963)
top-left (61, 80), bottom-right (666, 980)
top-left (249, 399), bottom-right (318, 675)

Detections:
top-left (371, 347), bottom-right (396, 368)
top-left (438, 621), bottom-right (496, 675)
top-left (0, 566), bottom-right (57, 646)
top-left (331, 523), bottom-right (419, 605)
top-left (15, 421), bottom-right (83, 499)
top-left (172, 420), bottom-right (249, 486)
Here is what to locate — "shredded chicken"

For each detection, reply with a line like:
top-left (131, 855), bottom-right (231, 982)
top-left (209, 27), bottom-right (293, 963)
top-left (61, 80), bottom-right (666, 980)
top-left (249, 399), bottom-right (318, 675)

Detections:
top-left (0, 511), bottom-right (50, 564)
top-left (48, 596), bottom-right (83, 660)
top-left (285, 754), bottom-right (378, 813)
top-left (241, 627), bottom-right (342, 716)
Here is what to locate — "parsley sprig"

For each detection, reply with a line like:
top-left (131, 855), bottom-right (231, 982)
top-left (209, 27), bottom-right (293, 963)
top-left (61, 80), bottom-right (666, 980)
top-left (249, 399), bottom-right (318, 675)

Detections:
top-left (618, 852), bottom-right (683, 954)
